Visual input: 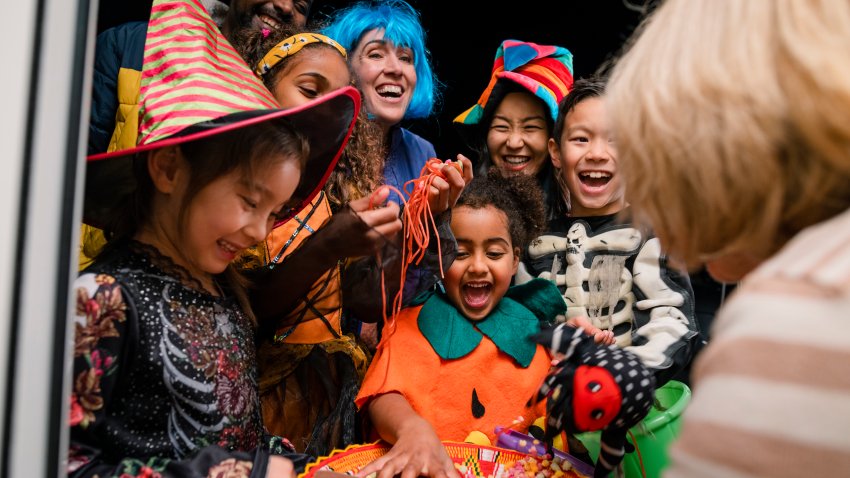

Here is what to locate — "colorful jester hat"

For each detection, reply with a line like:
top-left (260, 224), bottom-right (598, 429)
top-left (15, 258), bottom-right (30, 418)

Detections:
top-left (454, 39), bottom-right (573, 125)
top-left (534, 323), bottom-right (655, 478)
top-left (83, 0), bottom-right (360, 229)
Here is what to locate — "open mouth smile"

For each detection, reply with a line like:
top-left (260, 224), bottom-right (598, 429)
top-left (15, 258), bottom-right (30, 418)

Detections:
top-left (462, 281), bottom-right (492, 309)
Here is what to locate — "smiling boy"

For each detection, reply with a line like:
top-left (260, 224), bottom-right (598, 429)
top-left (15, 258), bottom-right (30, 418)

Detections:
top-left (516, 77), bottom-right (700, 385)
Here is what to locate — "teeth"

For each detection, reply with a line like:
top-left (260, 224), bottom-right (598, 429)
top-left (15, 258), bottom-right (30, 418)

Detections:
top-left (580, 171), bottom-right (611, 178)
top-left (465, 283), bottom-right (490, 288)
top-left (503, 156), bottom-right (529, 164)
top-left (376, 85), bottom-right (402, 95)
top-left (258, 14), bottom-right (279, 29)
top-left (218, 240), bottom-right (238, 253)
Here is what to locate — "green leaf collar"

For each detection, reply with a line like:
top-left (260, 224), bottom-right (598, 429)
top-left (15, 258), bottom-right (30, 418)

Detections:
top-left (417, 278), bottom-right (565, 367)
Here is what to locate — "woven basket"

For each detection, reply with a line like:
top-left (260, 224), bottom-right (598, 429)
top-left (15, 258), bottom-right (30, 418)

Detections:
top-left (300, 441), bottom-right (587, 478)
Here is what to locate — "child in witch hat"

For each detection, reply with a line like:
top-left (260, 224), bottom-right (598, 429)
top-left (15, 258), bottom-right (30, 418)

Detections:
top-left (67, 0), bottom-right (358, 476)
top-left (237, 26), bottom-right (395, 457)
top-left (229, 26), bottom-right (469, 457)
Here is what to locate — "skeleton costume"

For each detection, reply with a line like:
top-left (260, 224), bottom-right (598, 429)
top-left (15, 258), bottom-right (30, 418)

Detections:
top-left (69, 241), bottom-right (305, 476)
top-left (517, 211), bottom-right (699, 384)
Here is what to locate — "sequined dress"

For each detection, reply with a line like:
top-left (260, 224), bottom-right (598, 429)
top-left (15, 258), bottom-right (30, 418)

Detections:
top-left (68, 241), bottom-right (298, 477)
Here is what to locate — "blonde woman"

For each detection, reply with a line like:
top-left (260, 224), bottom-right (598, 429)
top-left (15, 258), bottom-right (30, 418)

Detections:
top-left (607, 0), bottom-right (850, 476)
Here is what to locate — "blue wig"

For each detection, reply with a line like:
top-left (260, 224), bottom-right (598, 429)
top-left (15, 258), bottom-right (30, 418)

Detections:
top-left (323, 0), bottom-right (440, 120)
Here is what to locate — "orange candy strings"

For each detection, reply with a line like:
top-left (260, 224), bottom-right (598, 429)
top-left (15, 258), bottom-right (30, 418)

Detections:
top-left (367, 158), bottom-right (453, 350)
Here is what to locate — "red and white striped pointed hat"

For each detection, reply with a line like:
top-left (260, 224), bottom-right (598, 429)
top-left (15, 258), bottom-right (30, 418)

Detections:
top-left (84, 0), bottom-right (359, 228)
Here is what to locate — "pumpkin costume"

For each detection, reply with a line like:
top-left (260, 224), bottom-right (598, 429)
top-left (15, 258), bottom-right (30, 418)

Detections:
top-left (356, 279), bottom-right (565, 442)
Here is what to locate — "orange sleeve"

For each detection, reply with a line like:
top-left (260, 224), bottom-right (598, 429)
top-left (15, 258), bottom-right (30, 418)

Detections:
top-left (355, 305), bottom-right (441, 411)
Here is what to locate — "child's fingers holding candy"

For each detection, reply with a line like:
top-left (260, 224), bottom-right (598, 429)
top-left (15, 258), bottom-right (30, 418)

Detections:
top-left (446, 158), bottom-right (464, 175)
top-left (426, 157), bottom-right (465, 179)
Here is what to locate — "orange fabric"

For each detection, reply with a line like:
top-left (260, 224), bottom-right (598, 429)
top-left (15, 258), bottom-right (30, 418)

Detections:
top-left (357, 305), bottom-right (551, 442)
top-left (266, 193), bottom-right (342, 344)
top-left (380, 158), bottom-right (450, 328)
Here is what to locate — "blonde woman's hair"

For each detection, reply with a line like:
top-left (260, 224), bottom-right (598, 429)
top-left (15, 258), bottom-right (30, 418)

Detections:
top-left (607, 0), bottom-right (850, 266)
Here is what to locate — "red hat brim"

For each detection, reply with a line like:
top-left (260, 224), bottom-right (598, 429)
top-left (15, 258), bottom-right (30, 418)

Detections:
top-left (84, 86), bottom-right (360, 229)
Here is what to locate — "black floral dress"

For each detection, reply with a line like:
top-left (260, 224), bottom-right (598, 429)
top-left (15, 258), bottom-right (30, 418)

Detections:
top-left (68, 241), bottom-right (303, 478)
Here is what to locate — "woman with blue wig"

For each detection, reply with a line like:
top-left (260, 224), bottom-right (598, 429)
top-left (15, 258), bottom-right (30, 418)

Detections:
top-left (323, 0), bottom-right (441, 203)
top-left (324, 0), bottom-right (464, 350)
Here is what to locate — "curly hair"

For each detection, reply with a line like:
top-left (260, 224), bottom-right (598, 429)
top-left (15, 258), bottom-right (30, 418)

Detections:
top-left (234, 25), bottom-right (385, 210)
top-left (455, 169), bottom-right (546, 256)
top-left (324, 108), bottom-right (385, 208)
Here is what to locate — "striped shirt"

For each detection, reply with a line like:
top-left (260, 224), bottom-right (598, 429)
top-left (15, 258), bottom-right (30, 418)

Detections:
top-left (665, 207), bottom-right (850, 477)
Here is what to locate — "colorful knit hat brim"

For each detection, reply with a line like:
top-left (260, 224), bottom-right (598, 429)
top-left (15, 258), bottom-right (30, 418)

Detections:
top-left (454, 39), bottom-right (574, 125)
top-left (83, 0), bottom-right (360, 229)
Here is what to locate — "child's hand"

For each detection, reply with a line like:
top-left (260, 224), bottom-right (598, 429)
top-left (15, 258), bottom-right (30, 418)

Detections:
top-left (266, 455), bottom-right (295, 478)
top-left (426, 155), bottom-right (473, 215)
top-left (567, 316), bottom-right (616, 345)
top-left (322, 188), bottom-right (403, 258)
top-left (356, 416), bottom-right (459, 478)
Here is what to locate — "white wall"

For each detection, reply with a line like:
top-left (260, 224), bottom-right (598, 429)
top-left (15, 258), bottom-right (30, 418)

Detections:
top-left (0, 0), bottom-right (97, 475)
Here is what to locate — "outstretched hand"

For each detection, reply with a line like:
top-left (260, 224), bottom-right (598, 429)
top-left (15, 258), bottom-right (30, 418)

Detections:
top-left (356, 394), bottom-right (460, 478)
top-left (266, 456), bottom-right (296, 478)
top-left (425, 154), bottom-right (473, 215)
top-left (320, 187), bottom-right (403, 258)
top-left (566, 316), bottom-right (616, 345)
top-left (355, 418), bottom-right (459, 478)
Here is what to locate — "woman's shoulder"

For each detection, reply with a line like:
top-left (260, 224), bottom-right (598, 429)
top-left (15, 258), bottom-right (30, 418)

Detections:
top-left (394, 127), bottom-right (436, 156)
top-left (747, 207), bottom-right (850, 295)
top-left (711, 208), bottom-right (850, 348)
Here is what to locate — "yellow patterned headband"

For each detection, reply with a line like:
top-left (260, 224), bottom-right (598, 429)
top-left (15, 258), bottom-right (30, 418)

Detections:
top-left (255, 33), bottom-right (347, 77)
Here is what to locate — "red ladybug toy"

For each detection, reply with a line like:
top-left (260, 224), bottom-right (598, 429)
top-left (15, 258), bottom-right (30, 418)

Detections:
top-left (534, 323), bottom-right (655, 477)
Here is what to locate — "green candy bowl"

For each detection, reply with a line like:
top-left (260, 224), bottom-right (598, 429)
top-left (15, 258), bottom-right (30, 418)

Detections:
top-left (576, 380), bottom-right (691, 477)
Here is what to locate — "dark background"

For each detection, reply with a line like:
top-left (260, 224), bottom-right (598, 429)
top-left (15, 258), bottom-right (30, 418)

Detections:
top-left (96, 0), bottom-right (650, 158)
top-left (96, 0), bottom-right (714, 381)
